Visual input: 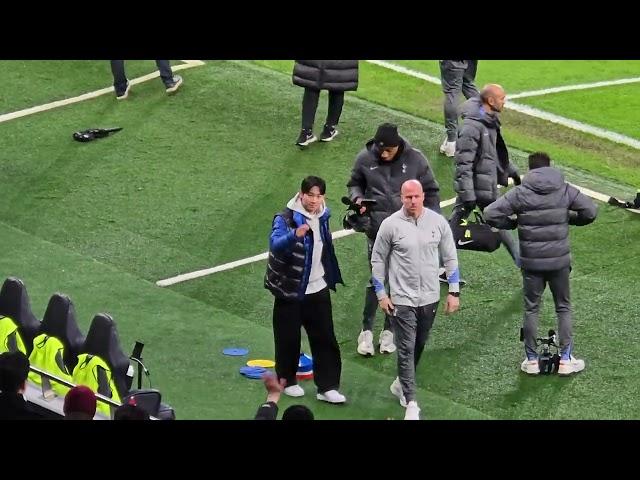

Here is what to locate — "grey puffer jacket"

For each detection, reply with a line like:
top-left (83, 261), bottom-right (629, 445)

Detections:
top-left (292, 60), bottom-right (359, 92)
top-left (454, 97), bottom-right (519, 208)
top-left (483, 167), bottom-right (597, 271)
top-left (347, 137), bottom-right (440, 240)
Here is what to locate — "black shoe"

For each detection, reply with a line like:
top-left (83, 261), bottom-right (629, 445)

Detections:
top-left (116, 81), bottom-right (131, 100)
top-left (165, 75), bottom-right (183, 94)
top-left (295, 129), bottom-right (317, 147)
top-left (320, 125), bottom-right (339, 142)
top-left (439, 272), bottom-right (466, 287)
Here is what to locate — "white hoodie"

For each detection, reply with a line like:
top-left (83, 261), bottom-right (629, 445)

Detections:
top-left (287, 194), bottom-right (327, 294)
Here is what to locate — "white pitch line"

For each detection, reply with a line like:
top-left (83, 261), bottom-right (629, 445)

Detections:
top-left (157, 196), bottom-right (457, 287)
top-left (0, 61), bottom-right (205, 124)
top-left (155, 173), bottom-right (639, 287)
top-left (365, 60), bottom-right (640, 151)
top-left (502, 102), bottom-right (640, 150)
top-left (508, 77), bottom-right (640, 99)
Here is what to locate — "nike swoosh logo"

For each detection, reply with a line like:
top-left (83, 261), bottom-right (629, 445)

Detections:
top-left (369, 166), bottom-right (378, 170)
top-left (458, 240), bottom-right (474, 246)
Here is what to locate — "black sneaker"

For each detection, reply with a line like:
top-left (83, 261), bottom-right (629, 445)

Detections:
top-left (165, 75), bottom-right (183, 94)
top-left (439, 271), bottom-right (467, 287)
top-left (320, 125), bottom-right (339, 142)
top-left (295, 129), bottom-right (317, 147)
top-left (116, 81), bottom-right (131, 100)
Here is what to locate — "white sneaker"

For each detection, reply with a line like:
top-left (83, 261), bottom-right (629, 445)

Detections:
top-left (284, 385), bottom-right (305, 397)
top-left (558, 356), bottom-right (585, 376)
top-left (317, 389), bottom-right (346, 404)
top-left (439, 139), bottom-right (456, 157)
top-left (521, 358), bottom-right (540, 375)
top-left (404, 401), bottom-right (420, 420)
top-left (357, 330), bottom-right (375, 356)
top-left (390, 377), bottom-right (407, 407)
top-left (379, 330), bottom-right (396, 354)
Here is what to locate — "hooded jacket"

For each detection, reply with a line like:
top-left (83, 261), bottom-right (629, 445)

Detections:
top-left (264, 195), bottom-right (343, 300)
top-left (347, 137), bottom-right (440, 239)
top-left (454, 97), bottom-right (519, 208)
top-left (483, 167), bottom-right (597, 271)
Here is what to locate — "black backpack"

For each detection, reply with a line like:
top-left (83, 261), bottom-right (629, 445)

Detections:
top-left (449, 210), bottom-right (501, 252)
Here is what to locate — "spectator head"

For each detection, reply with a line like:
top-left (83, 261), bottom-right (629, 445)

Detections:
top-left (114, 397), bottom-right (150, 420)
top-left (64, 385), bottom-right (97, 420)
top-left (282, 404), bottom-right (314, 420)
top-left (528, 152), bottom-right (551, 170)
top-left (0, 351), bottom-right (30, 394)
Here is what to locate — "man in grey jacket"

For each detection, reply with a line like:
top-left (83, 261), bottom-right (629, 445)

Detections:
top-left (451, 83), bottom-right (521, 270)
top-left (347, 123), bottom-right (441, 357)
top-left (484, 152), bottom-right (597, 375)
top-left (371, 180), bottom-right (460, 420)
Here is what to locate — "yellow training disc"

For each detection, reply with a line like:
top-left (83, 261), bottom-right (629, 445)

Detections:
top-left (247, 359), bottom-right (276, 368)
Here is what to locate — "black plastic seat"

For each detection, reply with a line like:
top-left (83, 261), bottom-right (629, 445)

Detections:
top-left (81, 313), bottom-right (130, 399)
top-left (40, 293), bottom-right (85, 372)
top-left (0, 277), bottom-right (40, 354)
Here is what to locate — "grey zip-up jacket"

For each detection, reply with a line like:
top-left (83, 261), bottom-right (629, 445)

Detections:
top-left (484, 167), bottom-right (597, 271)
top-left (371, 207), bottom-right (459, 307)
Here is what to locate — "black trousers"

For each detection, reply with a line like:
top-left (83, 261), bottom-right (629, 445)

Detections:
top-left (301, 88), bottom-right (345, 130)
top-left (273, 288), bottom-right (342, 393)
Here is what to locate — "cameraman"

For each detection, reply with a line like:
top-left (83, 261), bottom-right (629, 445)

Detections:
top-left (484, 152), bottom-right (597, 375)
top-left (347, 123), bottom-right (441, 356)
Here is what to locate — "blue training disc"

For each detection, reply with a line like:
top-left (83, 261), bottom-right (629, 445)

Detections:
top-left (223, 347), bottom-right (249, 356)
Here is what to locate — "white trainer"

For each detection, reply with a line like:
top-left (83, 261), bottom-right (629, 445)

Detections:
top-left (317, 389), bottom-right (346, 404)
top-left (379, 329), bottom-right (396, 354)
top-left (404, 401), bottom-right (420, 420)
top-left (390, 377), bottom-right (407, 407)
top-left (439, 139), bottom-right (456, 157)
top-left (283, 385), bottom-right (305, 397)
top-left (521, 358), bottom-right (540, 375)
top-left (357, 330), bottom-right (375, 356)
top-left (558, 356), bottom-right (585, 376)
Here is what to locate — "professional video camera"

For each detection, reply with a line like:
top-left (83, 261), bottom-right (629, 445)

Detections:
top-left (341, 196), bottom-right (376, 233)
top-left (536, 329), bottom-right (561, 375)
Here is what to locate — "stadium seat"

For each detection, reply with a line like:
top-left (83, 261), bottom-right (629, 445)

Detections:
top-left (0, 277), bottom-right (40, 355)
top-left (40, 293), bottom-right (85, 372)
top-left (82, 313), bottom-right (131, 399)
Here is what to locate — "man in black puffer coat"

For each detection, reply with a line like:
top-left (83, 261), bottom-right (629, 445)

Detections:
top-left (484, 152), bottom-right (597, 377)
top-left (347, 123), bottom-right (442, 357)
top-left (292, 60), bottom-right (359, 146)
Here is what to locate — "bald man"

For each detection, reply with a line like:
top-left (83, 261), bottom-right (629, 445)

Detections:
top-left (439, 60), bottom-right (479, 157)
top-left (370, 180), bottom-right (460, 420)
top-left (450, 83), bottom-right (522, 269)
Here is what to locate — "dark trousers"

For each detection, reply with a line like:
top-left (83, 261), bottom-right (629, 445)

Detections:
top-left (439, 60), bottom-right (479, 141)
top-left (273, 288), bottom-right (342, 393)
top-left (522, 267), bottom-right (573, 359)
top-left (363, 237), bottom-right (391, 332)
top-left (301, 88), bottom-right (345, 131)
top-left (390, 302), bottom-right (438, 402)
top-left (110, 60), bottom-right (174, 94)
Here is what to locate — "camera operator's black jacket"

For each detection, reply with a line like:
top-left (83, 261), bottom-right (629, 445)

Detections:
top-left (484, 167), bottom-right (597, 271)
top-left (347, 137), bottom-right (440, 239)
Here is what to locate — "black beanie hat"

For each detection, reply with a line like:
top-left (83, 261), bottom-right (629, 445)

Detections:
top-left (374, 123), bottom-right (401, 148)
